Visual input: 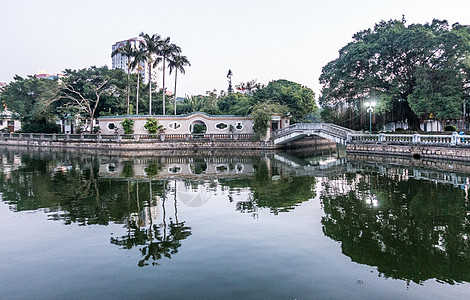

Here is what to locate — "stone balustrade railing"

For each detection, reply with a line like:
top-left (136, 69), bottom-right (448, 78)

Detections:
top-left (0, 132), bottom-right (255, 143)
top-left (348, 132), bottom-right (470, 146)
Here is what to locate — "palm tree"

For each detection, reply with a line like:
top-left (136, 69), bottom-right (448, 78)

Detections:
top-left (139, 32), bottom-right (162, 115)
top-left (158, 37), bottom-right (181, 115)
top-left (131, 49), bottom-right (146, 115)
top-left (168, 53), bottom-right (191, 115)
top-left (111, 41), bottom-right (136, 115)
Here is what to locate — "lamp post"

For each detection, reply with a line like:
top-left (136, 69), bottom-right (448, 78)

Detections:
top-left (365, 101), bottom-right (376, 133)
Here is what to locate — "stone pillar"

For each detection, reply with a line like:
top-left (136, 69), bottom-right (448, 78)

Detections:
top-left (451, 131), bottom-right (458, 145)
top-left (412, 134), bottom-right (420, 144)
top-left (378, 134), bottom-right (385, 142)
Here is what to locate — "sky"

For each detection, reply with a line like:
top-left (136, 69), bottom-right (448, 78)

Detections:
top-left (1, 0), bottom-right (470, 98)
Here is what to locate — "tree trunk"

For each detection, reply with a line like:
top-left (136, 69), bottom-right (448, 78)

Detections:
top-left (148, 63), bottom-right (152, 115)
top-left (136, 71), bottom-right (140, 115)
top-left (174, 70), bottom-right (178, 116)
top-left (162, 57), bottom-right (166, 115)
top-left (127, 68), bottom-right (130, 115)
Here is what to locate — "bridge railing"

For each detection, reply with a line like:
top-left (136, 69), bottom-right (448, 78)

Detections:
top-left (274, 123), bottom-right (355, 137)
top-left (348, 132), bottom-right (470, 146)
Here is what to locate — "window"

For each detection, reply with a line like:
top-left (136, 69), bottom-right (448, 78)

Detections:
top-left (107, 123), bottom-right (116, 131)
top-left (235, 122), bottom-right (243, 130)
top-left (7, 121), bottom-right (14, 126)
top-left (0, 120), bottom-right (3, 126)
top-left (215, 122), bottom-right (228, 130)
top-left (168, 122), bottom-right (181, 130)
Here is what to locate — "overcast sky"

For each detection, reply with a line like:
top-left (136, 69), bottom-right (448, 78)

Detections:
top-left (1, 0), bottom-right (469, 98)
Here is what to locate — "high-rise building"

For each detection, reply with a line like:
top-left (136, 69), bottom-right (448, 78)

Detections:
top-left (111, 37), bottom-right (157, 84)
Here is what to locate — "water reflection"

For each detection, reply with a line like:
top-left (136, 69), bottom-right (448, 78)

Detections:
top-left (4, 146), bottom-right (470, 284)
top-left (320, 170), bottom-right (470, 285)
top-left (0, 148), bottom-right (317, 266)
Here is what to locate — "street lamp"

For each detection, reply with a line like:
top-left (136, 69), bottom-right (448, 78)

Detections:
top-left (365, 101), bottom-right (376, 133)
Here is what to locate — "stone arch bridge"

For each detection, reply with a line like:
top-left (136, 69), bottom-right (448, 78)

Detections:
top-left (273, 123), bottom-right (357, 145)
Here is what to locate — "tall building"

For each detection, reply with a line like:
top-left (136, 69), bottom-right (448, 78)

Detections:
top-left (111, 37), bottom-right (157, 84)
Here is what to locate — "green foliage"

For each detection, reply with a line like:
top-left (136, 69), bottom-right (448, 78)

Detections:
top-left (60, 66), bottom-right (127, 127)
top-left (21, 123), bottom-right (60, 133)
top-left (121, 118), bottom-right (135, 134)
top-left (144, 163), bottom-right (161, 177)
top-left (444, 124), bottom-right (457, 131)
top-left (253, 80), bottom-right (316, 123)
top-left (192, 123), bottom-right (207, 134)
top-left (0, 75), bottom-right (60, 124)
top-left (250, 101), bottom-right (289, 139)
top-left (144, 118), bottom-right (164, 134)
top-left (319, 18), bottom-right (470, 129)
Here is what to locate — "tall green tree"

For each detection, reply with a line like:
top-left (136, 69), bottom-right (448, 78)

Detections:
top-left (253, 79), bottom-right (316, 123)
top-left (131, 49), bottom-right (147, 115)
top-left (319, 18), bottom-right (470, 130)
top-left (111, 41), bottom-right (137, 115)
top-left (0, 75), bottom-right (60, 125)
top-left (60, 66), bottom-right (125, 131)
top-left (158, 37), bottom-right (181, 115)
top-left (139, 32), bottom-right (163, 115)
top-left (168, 53), bottom-right (190, 115)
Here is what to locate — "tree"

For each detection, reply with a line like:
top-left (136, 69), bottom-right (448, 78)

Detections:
top-left (253, 79), bottom-right (316, 123)
top-left (168, 53), bottom-right (190, 115)
top-left (0, 75), bottom-right (61, 130)
top-left (250, 101), bottom-right (289, 139)
top-left (235, 79), bottom-right (264, 95)
top-left (111, 41), bottom-right (137, 115)
top-left (60, 66), bottom-right (124, 132)
top-left (131, 48), bottom-right (148, 115)
top-left (227, 69), bottom-right (233, 93)
top-left (158, 37), bottom-right (181, 115)
top-left (139, 32), bottom-right (163, 115)
top-left (319, 18), bottom-right (470, 130)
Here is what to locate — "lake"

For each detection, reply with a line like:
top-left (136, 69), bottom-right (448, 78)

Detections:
top-left (1, 146), bottom-right (470, 299)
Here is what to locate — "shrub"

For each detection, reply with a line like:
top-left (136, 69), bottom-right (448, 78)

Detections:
top-left (121, 119), bottom-right (134, 134)
top-left (444, 125), bottom-right (457, 132)
top-left (144, 118), bottom-right (164, 134)
top-left (21, 123), bottom-right (60, 133)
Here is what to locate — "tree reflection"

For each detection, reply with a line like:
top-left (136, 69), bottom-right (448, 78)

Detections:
top-left (221, 160), bottom-right (316, 215)
top-left (110, 180), bottom-right (192, 267)
top-left (321, 172), bottom-right (470, 284)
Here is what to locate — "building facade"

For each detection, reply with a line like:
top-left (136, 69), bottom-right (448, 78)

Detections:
top-left (0, 110), bottom-right (21, 132)
top-left (111, 37), bottom-right (156, 84)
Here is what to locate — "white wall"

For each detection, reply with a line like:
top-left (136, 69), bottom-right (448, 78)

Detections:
top-left (97, 112), bottom-right (255, 135)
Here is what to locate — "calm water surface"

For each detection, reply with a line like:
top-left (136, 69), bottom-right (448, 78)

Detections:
top-left (1, 147), bottom-right (470, 299)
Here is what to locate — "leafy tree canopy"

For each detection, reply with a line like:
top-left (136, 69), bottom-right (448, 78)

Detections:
top-left (253, 79), bottom-right (316, 123)
top-left (319, 18), bottom-right (470, 129)
top-left (60, 66), bottom-right (127, 129)
top-left (0, 75), bottom-right (60, 124)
